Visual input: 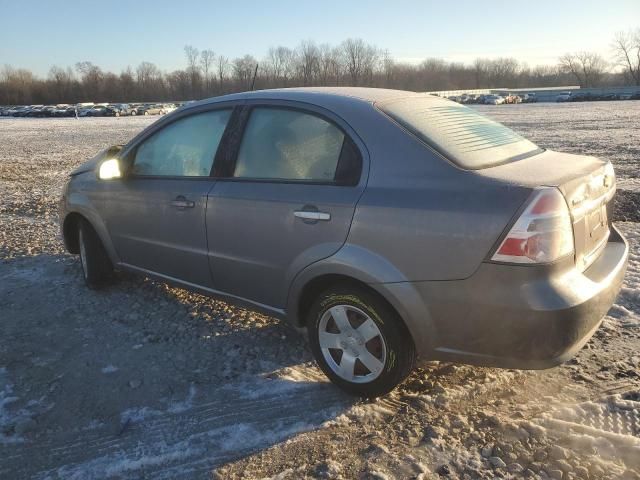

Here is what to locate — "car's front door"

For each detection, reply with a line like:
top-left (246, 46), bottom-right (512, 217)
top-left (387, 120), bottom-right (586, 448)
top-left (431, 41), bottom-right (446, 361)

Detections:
top-left (206, 104), bottom-right (366, 308)
top-left (96, 108), bottom-right (233, 287)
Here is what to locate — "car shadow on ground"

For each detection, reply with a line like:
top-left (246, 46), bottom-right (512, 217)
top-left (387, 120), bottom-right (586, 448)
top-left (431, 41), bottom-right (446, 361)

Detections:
top-left (0, 253), bottom-right (356, 478)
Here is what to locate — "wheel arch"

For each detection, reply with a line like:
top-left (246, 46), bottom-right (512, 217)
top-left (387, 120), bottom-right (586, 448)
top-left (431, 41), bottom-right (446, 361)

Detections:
top-left (62, 212), bottom-right (84, 254)
top-left (61, 206), bottom-right (119, 264)
top-left (286, 245), bottom-right (437, 358)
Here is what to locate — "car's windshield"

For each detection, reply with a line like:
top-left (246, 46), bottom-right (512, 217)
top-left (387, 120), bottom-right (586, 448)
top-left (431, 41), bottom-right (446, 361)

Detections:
top-left (377, 96), bottom-right (542, 169)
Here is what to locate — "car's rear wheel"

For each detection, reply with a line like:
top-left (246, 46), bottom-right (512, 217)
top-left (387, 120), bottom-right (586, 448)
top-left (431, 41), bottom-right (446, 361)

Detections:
top-left (307, 285), bottom-right (416, 397)
top-left (144, 111), bottom-right (149, 116)
top-left (78, 218), bottom-right (113, 289)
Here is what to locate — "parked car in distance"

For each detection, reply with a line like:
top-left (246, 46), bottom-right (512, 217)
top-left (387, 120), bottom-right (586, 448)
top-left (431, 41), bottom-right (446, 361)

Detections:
top-left (569, 92), bottom-right (591, 102)
top-left (11, 106), bottom-right (33, 117)
top-left (522, 93), bottom-right (537, 103)
top-left (556, 91), bottom-right (572, 102)
top-left (162, 103), bottom-right (178, 114)
top-left (26, 106), bottom-right (57, 117)
top-left (59, 88), bottom-right (628, 397)
top-left (484, 94), bottom-right (505, 105)
top-left (504, 94), bottom-right (521, 104)
top-left (78, 105), bottom-right (96, 117)
top-left (86, 106), bottom-right (107, 117)
top-left (92, 105), bottom-right (128, 117)
top-left (104, 104), bottom-right (131, 116)
top-left (136, 104), bottom-right (165, 115)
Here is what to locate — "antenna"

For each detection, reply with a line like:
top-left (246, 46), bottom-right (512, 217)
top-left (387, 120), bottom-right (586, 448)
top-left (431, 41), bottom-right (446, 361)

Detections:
top-left (250, 63), bottom-right (259, 91)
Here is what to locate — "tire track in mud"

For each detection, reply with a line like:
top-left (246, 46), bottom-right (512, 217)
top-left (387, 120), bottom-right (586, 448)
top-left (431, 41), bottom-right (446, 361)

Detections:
top-left (1, 379), bottom-right (351, 479)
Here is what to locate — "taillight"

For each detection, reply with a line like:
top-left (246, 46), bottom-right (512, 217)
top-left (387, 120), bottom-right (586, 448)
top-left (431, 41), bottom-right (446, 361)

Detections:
top-left (491, 188), bottom-right (574, 264)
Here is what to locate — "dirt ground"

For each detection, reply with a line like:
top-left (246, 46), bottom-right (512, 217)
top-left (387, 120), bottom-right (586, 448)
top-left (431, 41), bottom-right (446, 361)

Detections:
top-left (0, 101), bottom-right (639, 479)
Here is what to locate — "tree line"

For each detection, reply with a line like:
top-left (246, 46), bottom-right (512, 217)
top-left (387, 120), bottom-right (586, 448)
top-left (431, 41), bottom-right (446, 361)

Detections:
top-left (1, 30), bottom-right (639, 106)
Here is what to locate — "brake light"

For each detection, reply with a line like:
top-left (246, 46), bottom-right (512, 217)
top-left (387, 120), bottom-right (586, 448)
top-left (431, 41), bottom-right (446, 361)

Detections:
top-left (491, 188), bottom-right (574, 264)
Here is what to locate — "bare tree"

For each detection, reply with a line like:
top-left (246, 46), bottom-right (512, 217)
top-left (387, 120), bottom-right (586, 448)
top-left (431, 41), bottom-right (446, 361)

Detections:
top-left (166, 70), bottom-right (191, 99)
top-left (119, 67), bottom-right (136, 101)
top-left (612, 30), bottom-right (640, 85)
top-left (341, 38), bottom-right (379, 86)
top-left (75, 61), bottom-right (103, 100)
top-left (296, 41), bottom-right (320, 85)
top-left (379, 50), bottom-right (395, 88)
top-left (48, 66), bottom-right (74, 102)
top-left (232, 55), bottom-right (257, 89)
top-left (559, 52), bottom-right (608, 87)
top-left (200, 49), bottom-right (216, 93)
top-left (0, 65), bottom-right (37, 104)
top-left (488, 58), bottom-right (520, 87)
top-left (265, 46), bottom-right (294, 86)
top-left (184, 45), bottom-right (201, 97)
top-left (217, 55), bottom-right (229, 92)
top-left (472, 58), bottom-right (488, 88)
top-left (341, 38), bottom-right (364, 85)
top-left (136, 61), bottom-right (162, 100)
top-left (420, 58), bottom-right (449, 90)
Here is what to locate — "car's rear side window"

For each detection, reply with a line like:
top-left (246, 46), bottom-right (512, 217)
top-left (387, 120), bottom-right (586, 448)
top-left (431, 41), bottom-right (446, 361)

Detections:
top-left (233, 108), bottom-right (346, 182)
top-left (378, 97), bottom-right (542, 169)
top-left (132, 109), bottom-right (231, 177)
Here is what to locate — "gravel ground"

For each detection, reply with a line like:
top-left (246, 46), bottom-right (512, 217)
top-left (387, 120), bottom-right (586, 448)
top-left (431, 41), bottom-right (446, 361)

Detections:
top-left (0, 102), bottom-right (639, 479)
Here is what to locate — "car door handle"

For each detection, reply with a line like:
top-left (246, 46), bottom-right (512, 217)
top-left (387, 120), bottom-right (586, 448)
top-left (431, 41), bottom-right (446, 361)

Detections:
top-left (170, 196), bottom-right (195, 209)
top-left (294, 211), bottom-right (331, 221)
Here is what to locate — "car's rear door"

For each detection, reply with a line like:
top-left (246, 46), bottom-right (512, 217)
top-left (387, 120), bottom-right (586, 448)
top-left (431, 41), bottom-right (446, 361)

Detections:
top-left (96, 107), bottom-right (233, 287)
top-left (206, 102), bottom-right (367, 308)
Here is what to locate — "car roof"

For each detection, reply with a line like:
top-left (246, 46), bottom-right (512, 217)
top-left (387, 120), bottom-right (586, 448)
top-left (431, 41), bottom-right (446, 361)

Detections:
top-left (190, 87), bottom-right (431, 110)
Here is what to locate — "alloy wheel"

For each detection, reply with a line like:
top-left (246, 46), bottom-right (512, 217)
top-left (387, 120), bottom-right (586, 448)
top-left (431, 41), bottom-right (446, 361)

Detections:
top-left (318, 305), bottom-right (386, 384)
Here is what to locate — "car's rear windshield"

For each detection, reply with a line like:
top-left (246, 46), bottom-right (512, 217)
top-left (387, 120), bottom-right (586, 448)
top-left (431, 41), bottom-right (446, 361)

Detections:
top-left (377, 96), bottom-right (542, 169)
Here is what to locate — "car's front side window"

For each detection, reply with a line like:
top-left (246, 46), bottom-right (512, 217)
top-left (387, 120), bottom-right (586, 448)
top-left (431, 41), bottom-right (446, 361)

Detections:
top-left (132, 109), bottom-right (231, 177)
top-left (234, 108), bottom-right (346, 182)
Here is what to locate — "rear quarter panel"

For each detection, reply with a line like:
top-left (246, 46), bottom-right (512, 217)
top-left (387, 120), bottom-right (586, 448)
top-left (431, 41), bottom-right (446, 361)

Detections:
top-left (343, 108), bottom-right (532, 282)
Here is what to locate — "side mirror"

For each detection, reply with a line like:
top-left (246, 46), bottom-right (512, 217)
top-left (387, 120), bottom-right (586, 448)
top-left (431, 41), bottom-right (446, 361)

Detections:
top-left (98, 158), bottom-right (122, 180)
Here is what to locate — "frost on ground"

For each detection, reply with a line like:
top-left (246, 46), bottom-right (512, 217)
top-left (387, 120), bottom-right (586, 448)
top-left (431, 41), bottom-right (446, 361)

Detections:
top-left (0, 103), bottom-right (639, 479)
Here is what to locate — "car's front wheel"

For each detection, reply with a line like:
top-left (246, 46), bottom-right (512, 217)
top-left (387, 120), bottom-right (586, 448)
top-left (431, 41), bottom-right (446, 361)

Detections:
top-left (307, 285), bottom-right (416, 397)
top-left (78, 218), bottom-right (114, 288)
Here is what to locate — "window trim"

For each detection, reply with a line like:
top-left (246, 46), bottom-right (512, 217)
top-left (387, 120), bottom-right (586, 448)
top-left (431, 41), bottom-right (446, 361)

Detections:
top-left (213, 103), bottom-right (363, 186)
top-left (120, 104), bottom-right (238, 181)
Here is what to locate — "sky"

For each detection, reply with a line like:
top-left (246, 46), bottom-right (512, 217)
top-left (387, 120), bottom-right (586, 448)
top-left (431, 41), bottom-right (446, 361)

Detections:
top-left (1, 0), bottom-right (638, 76)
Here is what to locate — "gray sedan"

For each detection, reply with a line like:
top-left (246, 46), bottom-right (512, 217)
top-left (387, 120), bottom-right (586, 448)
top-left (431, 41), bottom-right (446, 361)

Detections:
top-left (59, 88), bottom-right (628, 397)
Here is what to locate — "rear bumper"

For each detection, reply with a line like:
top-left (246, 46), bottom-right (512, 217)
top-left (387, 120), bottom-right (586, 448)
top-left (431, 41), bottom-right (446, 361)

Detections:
top-left (387, 225), bottom-right (628, 369)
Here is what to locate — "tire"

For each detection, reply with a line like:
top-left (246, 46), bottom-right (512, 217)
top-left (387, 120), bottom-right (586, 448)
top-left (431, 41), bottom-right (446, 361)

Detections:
top-left (144, 111), bottom-right (149, 116)
top-left (131, 111), bottom-right (136, 116)
top-left (78, 218), bottom-right (113, 289)
top-left (307, 285), bottom-right (416, 397)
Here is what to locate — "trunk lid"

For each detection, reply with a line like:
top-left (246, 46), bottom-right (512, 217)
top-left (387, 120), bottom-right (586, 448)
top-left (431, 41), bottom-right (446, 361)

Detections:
top-left (478, 150), bottom-right (615, 270)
